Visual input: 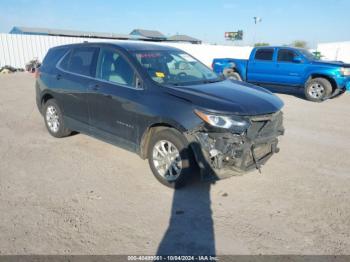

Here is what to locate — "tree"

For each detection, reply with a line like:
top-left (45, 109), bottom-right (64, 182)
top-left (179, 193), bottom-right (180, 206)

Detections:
top-left (312, 51), bottom-right (323, 60)
top-left (292, 40), bottom-right (307, 48)
top-left (254, 42), bottom-right (270, 47)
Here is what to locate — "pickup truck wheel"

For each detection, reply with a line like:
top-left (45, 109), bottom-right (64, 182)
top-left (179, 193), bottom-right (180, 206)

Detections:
top-left (147, 128), bottom-right (195, 189)
top-left (44, 99), bottom-right (71, 138)
top-left (225, 72), bottom-right (242, 81)
top-left (223, 68), bottom-right (242, 81)
top-left (304, 78), bottom-right (332, 102)
top-left (228, 72), bottom-right (242, 81)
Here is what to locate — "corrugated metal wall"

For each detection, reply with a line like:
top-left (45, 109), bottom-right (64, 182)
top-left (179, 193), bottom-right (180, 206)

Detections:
top-left (1, 33), bottom-right (349, 69)
top-left (0, 33), bottom-right (253, 68)
top-left (0, 33), bottom-right (98, 68)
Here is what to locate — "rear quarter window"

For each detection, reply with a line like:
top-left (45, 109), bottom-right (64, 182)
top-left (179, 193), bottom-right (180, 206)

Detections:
top-left (67, 47), bottom-right (99, 77)
top-left (41, 48), bottom-right (68, 73)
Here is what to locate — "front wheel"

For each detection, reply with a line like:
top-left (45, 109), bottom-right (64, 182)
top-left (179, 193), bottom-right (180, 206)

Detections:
top-left (304, 78), bottom-right (332, 102)
top-left (147, 128), bottom-right (195, 188)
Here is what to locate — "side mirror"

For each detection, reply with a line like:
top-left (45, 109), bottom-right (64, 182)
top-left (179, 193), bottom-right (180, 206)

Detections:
top-left (293, 56), bottom-right (303, 63)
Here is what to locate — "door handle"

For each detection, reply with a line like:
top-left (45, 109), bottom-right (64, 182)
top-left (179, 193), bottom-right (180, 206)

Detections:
top-left (103, 94), bottom-right (112, 99)
top-left (89, 83), bottom-right (100, 91)
top-left (56, 74), bottom-right (62, 80)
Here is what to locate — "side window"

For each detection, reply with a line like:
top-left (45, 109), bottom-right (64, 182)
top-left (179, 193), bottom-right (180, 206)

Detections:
top-left (67, 47), bottom-right (98, 77)
top-left (254, 49), bottom-right (274, 61)
top-left (59, 50), bottom-right (71, 71)
top-left (278, 49), bottom-right (296, 62)
top-left (96, 48), bottom-right (136, 87)
top-left (42, 48), bottom-right (68, 72)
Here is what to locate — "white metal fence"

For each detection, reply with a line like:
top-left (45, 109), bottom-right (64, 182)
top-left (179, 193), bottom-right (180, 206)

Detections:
top-left (317, 41), bottom-right (350, 63)
top-left (0, 33), bottom-right (252, 69)
top-left (3, 33), bottom-right (348, 69)
top-left (0, 34), bottom-right (99, 68)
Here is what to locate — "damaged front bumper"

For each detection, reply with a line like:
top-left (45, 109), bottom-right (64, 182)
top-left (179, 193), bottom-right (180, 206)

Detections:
top-left (185, 111), bottom-right (284, 181)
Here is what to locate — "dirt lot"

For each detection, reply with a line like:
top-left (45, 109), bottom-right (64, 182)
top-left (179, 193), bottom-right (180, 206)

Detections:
top-left (0, 73), bottom-right (349, 255)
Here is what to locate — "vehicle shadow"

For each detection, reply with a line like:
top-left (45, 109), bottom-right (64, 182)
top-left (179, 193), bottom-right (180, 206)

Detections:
top-left (156, 179), bottom-right (215, 255)
top-left (258, 84), bottom-right (306, 100)
top-left (259, 84), bottom-right (347, 101)
top-left (156, 142), bottom-right (217, 256)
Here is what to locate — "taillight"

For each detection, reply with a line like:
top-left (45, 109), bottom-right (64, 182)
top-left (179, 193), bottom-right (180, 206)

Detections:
top-left (34, 68), bottom-right (41, 78)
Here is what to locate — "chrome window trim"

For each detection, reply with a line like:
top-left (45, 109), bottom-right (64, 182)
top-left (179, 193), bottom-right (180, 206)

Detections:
top-left (55, 48), bottom-right (144, 91)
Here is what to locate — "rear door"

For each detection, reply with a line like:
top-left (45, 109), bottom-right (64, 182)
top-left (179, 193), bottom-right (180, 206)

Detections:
top-left (274, 48), bottom-right (306, 85)
top-left (87, 47), bottom-right (143, 149)
top-left (247, 48), bottom-right (278, 84)
top-left (56, 46), bottom-right (99, 128)
top-left (37, 47), bottom-right (69, 106)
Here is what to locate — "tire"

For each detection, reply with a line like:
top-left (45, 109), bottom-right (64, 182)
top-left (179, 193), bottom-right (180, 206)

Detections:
top-left (223, 68), bottom-right (242, 81)
top-left (304, 78), bottom-right (332, 102)
top-left (147, 128), bottom-right (195, 189)
top-left (227, 72), bottom-right (242, 81)
top-left (43, 99), bottom-right (71, 138)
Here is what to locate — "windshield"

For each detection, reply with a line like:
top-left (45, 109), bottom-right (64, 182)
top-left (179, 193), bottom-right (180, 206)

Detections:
top-left (299, 49), bottom-right (318, 60)
top-left (132, 50), bottom-right (221, 86)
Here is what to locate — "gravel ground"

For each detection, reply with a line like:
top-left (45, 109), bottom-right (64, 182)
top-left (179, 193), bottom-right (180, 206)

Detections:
top-left (0, 73), bottom-right (349, 255)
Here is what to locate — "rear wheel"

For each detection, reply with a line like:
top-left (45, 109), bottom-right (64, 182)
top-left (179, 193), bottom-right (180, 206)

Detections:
top-left (228, 72), bottom-right (242, 81)
top-left (223, 68), bottom-right (242, 81)
top-left (304, 78), bottom-right (332, 102)
top-left (44, 99), bottom-right (71, 138)
top-left (147, 128), bottom-right (195, 188)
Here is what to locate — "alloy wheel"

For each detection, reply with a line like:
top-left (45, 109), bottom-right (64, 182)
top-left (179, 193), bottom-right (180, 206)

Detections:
top-left (46, 105), bottom-right (60, 133)
top-left (152, 140), bottom-right (182, 181)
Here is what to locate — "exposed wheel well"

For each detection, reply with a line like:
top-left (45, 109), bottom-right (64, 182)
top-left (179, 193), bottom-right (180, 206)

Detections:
top-left (139, 123), bottom-right (182, 159)
top-left (41, 94), bottom-right (54, 109)
top-left (309, 74), bottom-right (337, 92)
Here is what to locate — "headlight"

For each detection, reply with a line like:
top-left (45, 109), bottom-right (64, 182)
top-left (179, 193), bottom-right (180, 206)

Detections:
top-left (340, 67), bottom-right (350, 76)
top-left (194, 109), bottom-right (250, 133)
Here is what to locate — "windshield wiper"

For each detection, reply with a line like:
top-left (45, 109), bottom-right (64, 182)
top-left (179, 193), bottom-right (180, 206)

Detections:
top-left (201, 78), bottom-right (223, 84)
top-left (166, 78), bottom-right (223, 87)
top-left (166, 82), bottom-right (181, 86)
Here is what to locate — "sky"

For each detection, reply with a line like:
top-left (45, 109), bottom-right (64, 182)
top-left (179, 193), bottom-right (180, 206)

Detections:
top-left (0, 0), bottom-right (349, 47)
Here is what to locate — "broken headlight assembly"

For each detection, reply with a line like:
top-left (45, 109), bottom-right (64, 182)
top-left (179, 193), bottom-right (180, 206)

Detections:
top-left (194, 109), bottom-right (250, 134)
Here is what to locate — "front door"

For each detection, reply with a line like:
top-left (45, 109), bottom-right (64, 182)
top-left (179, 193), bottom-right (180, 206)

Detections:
top-left (274, 48), bottom-right (306, 86)
top-left (87, 47), bottom-right (142, 148)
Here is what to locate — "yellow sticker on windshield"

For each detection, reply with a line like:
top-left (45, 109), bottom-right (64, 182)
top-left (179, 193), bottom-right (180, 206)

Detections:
top-left (155, 72), bottom-right (165, 78)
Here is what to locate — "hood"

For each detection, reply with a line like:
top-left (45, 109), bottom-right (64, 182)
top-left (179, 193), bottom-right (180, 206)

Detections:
top-left (312, 60), bottom-right (350, 67)
top-left (164, 80), bottom-right (284, 116)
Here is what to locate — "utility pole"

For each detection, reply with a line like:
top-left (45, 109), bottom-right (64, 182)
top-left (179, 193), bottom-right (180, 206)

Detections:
top-left (253, 16), bottom-right (262, 46)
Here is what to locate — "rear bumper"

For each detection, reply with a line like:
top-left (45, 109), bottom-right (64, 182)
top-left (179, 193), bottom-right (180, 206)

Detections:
top-left (35, 81), bottom-right (43, 115)
top-left (185, 111), bottom-right (284, 181)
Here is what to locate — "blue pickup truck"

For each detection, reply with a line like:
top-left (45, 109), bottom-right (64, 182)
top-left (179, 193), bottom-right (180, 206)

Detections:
top-left (212, 46), bottom-right (350, 102)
